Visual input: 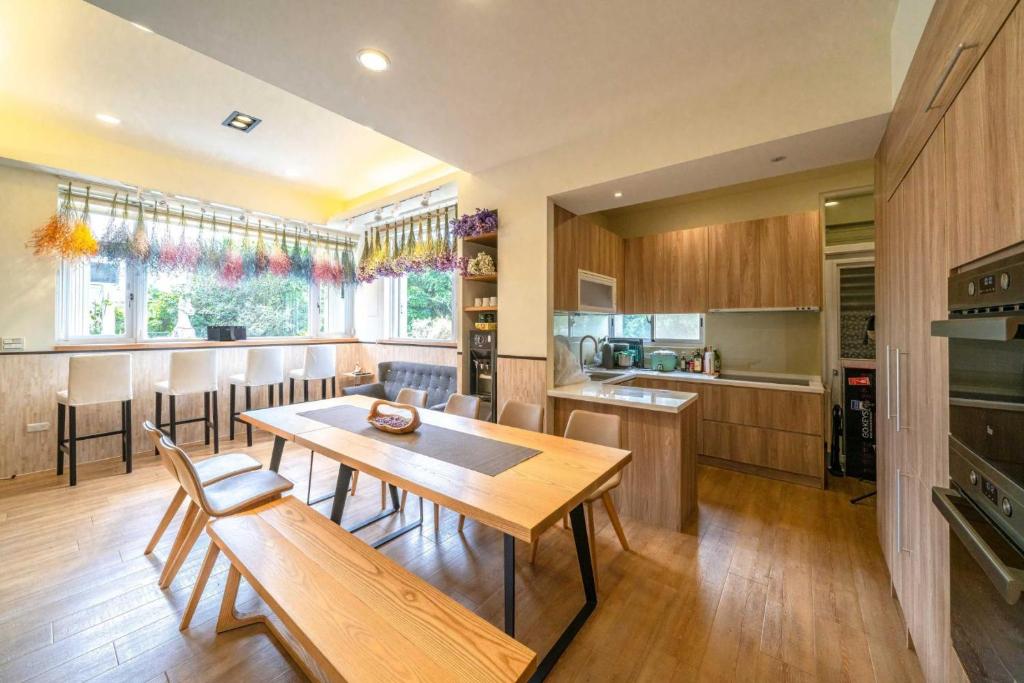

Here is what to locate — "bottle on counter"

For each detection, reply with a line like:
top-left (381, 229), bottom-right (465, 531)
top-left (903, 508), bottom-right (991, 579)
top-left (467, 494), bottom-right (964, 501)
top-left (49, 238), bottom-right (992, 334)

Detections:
top-left (692, 349), bottom-right (702, 373)
top-left (704, 346), bottom-right (716, 375)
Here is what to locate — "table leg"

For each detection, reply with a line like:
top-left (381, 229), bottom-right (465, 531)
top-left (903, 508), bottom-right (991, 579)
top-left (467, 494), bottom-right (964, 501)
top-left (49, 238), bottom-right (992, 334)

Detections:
top-left (504, 534), bottom-right (516, 636)
top-left (268, 435), bottom-right (285, 472)
top-left (529, 503), bottom-right (598, 682)
top-left (329, 464), bottom-right (354, 524)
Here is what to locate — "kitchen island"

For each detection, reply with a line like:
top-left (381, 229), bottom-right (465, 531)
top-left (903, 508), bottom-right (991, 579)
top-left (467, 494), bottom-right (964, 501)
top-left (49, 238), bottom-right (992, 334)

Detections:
top-left (549, 380), bottom-right (699, 531)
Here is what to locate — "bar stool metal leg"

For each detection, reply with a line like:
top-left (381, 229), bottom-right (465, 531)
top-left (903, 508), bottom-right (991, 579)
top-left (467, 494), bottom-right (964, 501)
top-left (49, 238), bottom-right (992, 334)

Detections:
top-left (56, 402), bottom-right (65, 475)
top-left (279, 382), bottom-right (284, 405)
top-left (321, 378), bottom-right (327, 399)
top-left (289, 378), bottom-right (295, 404)
top-left (244, 386), bottom-right (253, 447)
top-left (212, 389), bottom-right (220, 454)
top-left (68, 405), bottom-right (77, 487)
top-left (331, 376), bottom-right (336, 397)
top-left (124, 399), bottom-right (133, 474)
top-left (229, 384), bottom-right (236, 441)
top-left (169, 395), bottom-right (177, 445)
top-left (268, 384), bottom-right (275, 408)
top-left (303, 379), bottom-right (309, 402)
top-left (203, 392), bottom-right (211, 446)
top-left (154, 392), bottom-right (162, 455)
top-left (121, 400), bottom-right (128, 462)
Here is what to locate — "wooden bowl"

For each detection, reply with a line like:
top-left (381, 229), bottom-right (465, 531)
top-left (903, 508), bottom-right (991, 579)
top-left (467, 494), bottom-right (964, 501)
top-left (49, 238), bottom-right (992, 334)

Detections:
top-left (366, 400), bottom-right (421, 434)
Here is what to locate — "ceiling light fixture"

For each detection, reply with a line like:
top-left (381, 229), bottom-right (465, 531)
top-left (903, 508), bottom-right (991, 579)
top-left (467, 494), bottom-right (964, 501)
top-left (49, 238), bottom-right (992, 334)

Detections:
top-left (613, 192), bottom-right (623, 198)
top-left (357, 48), bottom-right (391, 72)
top-left (130, 22), bottom-right (153, 33)
top-left (96, 113), bottom-right (121, 125)
top-left (221, 111), bottom-right (262, 133)
top-left (770, 155), bottom-right (787, 163)
top-left (824, 200), bottom-right (840, 207)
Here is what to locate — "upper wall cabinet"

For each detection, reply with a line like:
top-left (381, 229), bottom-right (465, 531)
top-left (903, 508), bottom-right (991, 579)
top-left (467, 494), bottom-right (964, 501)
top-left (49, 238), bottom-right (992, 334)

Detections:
top-left (553, 215), bottom-right (624, 312)
top-left (708, 211), bottom-right (821, 310)
top-left (944, 6), bottom-right (1024, 268)
top-left (622, 227), bottom-right (708, 313)
top-left (878, 0), bottom-right (1016, 199)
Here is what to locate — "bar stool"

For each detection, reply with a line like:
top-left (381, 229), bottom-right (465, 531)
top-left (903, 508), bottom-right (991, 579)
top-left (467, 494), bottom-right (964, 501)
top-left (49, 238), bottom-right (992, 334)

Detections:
top-left (288, 345), bottom-right (337, 403)
top-left (56, 353), bottom-right (133, 487)
top-left (155, 350), bottom-right (220, 455)
top-left (229, 347), bottom-right (284, 447)
top-left (140, 421), bottom-right (261, 556)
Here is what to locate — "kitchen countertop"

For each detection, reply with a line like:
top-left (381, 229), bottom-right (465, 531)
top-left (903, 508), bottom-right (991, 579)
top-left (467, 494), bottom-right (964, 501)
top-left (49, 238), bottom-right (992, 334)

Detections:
top-left (585, 367), bottom-right (825, 394)
top-left (548, 380), bottom-right (698, 414)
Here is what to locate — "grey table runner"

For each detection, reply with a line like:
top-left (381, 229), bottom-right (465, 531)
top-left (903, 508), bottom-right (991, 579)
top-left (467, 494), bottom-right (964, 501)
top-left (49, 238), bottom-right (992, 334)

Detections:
top-left (297, 405), bottom-right (542, 476)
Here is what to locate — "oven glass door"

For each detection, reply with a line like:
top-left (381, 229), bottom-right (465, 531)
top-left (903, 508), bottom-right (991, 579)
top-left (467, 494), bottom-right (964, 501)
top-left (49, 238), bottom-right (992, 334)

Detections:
top-left (949, 335), bottom-right (1024, 489)
top-left (941, 486), bottom-right (1024, 681)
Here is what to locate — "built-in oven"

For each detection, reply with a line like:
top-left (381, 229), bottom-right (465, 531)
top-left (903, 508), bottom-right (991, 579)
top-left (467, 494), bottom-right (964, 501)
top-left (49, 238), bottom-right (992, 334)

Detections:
top-left (932, 251), bottom-right (1024, 681)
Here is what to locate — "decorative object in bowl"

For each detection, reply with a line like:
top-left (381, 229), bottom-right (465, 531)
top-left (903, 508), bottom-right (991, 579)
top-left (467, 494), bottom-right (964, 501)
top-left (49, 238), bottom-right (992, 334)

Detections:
top-left (367, 400), bottom-right (421, 434)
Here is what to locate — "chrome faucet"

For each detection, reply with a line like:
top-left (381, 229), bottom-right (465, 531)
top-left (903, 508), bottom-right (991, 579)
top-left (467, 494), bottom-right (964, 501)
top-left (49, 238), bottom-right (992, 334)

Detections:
top-left (579, 335), bottom-right (598, 371)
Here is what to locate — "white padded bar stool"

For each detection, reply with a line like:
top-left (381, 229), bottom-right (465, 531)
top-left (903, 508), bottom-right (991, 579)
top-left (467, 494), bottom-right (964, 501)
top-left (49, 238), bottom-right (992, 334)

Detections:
top-left (155, 350), bottom-right (220, 455)
top-left (229, 347), bottom-right (284, 447)
top-left (288, 345), bottom-right (337, 403)
top-left (56, 353), bottom-right (133, 486)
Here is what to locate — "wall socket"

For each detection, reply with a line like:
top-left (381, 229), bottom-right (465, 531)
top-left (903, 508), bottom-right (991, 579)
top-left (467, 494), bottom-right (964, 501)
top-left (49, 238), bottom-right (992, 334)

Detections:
top-left (27, 422), bottom-right (50, 433)
top-left (2, 337), bottom-right (25, 351)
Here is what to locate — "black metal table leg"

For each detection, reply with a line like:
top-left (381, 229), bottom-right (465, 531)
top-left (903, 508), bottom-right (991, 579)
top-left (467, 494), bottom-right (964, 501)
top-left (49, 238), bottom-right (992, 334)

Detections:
top-left (504, 533), bottom-right (516, 636)
top-left (529, 503), bottom-right (598, 682)
top-left (325, 467), bottom-right (421, 547)
top-left (268, 435), bottom-right (286, 472)
top-left (329, 463), bottom-right (355, 524)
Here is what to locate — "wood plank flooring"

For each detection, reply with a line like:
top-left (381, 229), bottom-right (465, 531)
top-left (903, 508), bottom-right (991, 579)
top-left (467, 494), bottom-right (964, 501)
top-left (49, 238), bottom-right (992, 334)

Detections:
top-left (0, 434), bottom-right (923, 682)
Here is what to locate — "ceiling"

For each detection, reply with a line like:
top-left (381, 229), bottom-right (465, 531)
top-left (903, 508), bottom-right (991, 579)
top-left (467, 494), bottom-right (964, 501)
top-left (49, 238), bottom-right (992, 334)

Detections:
top-left (0, 0), bottom-right (452, 203)
top-left (86, 0), bottom-right (899, 176)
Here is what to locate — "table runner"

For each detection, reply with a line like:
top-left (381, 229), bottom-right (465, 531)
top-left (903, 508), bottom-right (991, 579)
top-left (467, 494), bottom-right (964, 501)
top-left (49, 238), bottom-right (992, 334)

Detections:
top-left (297, 405), bottom-right (541, 476)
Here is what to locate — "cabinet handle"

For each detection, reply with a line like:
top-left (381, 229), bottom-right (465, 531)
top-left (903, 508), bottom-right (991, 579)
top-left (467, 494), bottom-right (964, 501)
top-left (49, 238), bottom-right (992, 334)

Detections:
top-left (894, 347), bottom-right (902, 432)
top-left (885, 344), bottom-right (892, 420)
top-left (924, 42), bottom-right (976, 112)
top-left (896, 467), bottom-right (902, 551)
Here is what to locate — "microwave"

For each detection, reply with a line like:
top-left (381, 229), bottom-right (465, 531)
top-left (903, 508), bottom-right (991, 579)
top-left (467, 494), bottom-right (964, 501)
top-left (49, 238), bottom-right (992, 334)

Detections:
top-left (578, 269), bottom-right (617, 313)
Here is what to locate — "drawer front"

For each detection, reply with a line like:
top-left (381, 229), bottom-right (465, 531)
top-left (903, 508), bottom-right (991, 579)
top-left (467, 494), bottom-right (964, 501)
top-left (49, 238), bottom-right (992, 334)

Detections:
top-left (703, 421), bottom-right (822, 477)
top-left (702, 384), bottom-right (822, 435)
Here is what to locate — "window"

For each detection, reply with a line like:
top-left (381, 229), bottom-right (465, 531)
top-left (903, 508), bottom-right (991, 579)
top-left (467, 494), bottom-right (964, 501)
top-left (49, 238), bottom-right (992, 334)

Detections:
top-left (554, 312), bottom-right (703, 344)
top-left (390, 270), bottom-right (455, 341)
top-left (56, 190), bottom-right (351, 343)
top-left (653, 314), bottom-right (702, 343)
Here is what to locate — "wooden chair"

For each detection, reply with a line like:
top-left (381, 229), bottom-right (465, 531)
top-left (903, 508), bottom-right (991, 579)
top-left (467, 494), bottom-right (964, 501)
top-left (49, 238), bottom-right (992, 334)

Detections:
top-left (140, 421), bottom-right (262, 556)
top-left (533, 409), bottom-right (629, 587)
top-left (150, 429), bottom-right (294, 589)
top-left (458, 401), bottom-right (544, 533)
top-left (380, 387), bottom-right (429, 510)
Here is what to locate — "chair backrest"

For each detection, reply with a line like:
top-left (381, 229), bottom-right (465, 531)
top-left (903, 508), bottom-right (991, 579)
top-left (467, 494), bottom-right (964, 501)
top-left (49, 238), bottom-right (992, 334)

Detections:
top-left (564, 410), bottom-right (621, 449)
top-left (395, 387), bottom-right (428, 408)
top-left (444, 393), bottom-right (481, 419)
top-left (142, 420), bottom-right (177, 479)
top-left (378, 361), bottom-right (456, 407)
top-left (67, 353), bottom-right (132, 406)
top-left (168, 349), bottom-right (218, 394)
top-left (155, 435), bottom-right (212, 514)
top-left (244, 347), bottom-right (284, 385)
top-left (303, 345), bottom-right (336, 380)
top-left (498, 400), bottom-right (544, 433)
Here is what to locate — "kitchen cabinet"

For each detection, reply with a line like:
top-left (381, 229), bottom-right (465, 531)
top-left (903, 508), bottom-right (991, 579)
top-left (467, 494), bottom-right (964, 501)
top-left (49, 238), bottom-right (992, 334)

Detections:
top-left (622, 227), bottom-right (707, 313)
top-left (944, 6), bottom-right (1024, 268)
top-left (702, 421), bottom-right (821, 478)
top-left (701, 384), bottom-right (822, 435)
top-left (553, 215), bottom-right (624, 312)
top-left (624, 378), bottom-right (704, 453)
top-left (707, 211), bottom-right (821, 310)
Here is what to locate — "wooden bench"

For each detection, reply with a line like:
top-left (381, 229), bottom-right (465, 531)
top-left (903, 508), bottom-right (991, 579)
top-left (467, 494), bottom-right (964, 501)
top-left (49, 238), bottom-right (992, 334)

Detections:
top-left (187, 496), bottom-right (537, 682)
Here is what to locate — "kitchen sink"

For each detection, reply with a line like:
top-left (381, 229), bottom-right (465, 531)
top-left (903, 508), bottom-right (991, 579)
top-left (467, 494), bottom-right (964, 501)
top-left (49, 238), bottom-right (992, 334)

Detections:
top-left (717, 373), bottom-right (811, 386)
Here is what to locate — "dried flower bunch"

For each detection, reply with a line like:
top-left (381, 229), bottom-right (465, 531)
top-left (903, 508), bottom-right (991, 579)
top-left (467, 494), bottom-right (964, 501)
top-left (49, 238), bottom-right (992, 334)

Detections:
top-left (357, 205), bottom-right (466, 284)
top-left (28, 183), bottom-right (99, 260)
top-left (450, 208), bottom-right (498, 238)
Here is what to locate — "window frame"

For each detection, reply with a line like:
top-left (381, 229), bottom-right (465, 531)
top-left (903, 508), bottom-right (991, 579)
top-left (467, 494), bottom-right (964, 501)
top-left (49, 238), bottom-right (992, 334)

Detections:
top-left (386, 270), bottom-right (458, 343)
top-left (555, 312), bottom-right (704, 346)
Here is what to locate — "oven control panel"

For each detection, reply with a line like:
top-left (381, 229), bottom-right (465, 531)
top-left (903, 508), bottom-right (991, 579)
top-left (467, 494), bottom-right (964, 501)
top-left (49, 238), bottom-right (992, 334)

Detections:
top-left (950, 251), bottom-right (1024, 312)
top-left (982, 477), bottom-right (1000, 506)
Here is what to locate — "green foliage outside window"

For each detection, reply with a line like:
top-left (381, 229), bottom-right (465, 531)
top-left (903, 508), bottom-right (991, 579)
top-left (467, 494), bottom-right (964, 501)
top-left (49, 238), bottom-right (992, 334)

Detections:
top-left (404, 270), bottom-right (453, 339)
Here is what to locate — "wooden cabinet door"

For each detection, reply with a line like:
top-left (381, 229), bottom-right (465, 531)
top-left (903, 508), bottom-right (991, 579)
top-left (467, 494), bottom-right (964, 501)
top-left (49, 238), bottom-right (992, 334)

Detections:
top-left (554, 216), bottom-right (624, 311)
top-left (758, 211), bottom-right (822, 309)
top-left (622, 227), bottom-right (708, 313)
top-left (708, 219), bottom-right (760, 309)
top-left (945, 5), bottom-right (1024, 268)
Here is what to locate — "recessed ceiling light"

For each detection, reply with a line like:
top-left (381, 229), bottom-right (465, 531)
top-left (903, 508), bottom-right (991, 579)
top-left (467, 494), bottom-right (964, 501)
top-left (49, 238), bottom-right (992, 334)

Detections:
top-left (222, 111), bottom-right (262, 133)
top-left (130, 22), bottom-right (153, 33)
top-left (613, 192), bottom-right (623, 198)
top-left (357, 48), bottom-right (391, 72)
top-left (824, 200), bottom-right (840, 207)
top-left (770, 155), bottom-right (787, 163)
top-left (96, 113), bottom-right (121, 125)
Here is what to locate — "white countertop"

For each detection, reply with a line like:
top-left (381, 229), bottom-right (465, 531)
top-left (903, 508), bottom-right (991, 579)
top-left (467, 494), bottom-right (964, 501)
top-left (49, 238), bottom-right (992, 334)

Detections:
top-left (548, 380), bottom-right (698, 414)
top-left (592, 367), bottom-right (825, 394)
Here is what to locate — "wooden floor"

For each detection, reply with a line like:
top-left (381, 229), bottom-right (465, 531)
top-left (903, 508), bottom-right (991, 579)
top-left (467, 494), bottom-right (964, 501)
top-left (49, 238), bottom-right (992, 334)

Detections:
top-left (0, 435), bottom-right (923, 682)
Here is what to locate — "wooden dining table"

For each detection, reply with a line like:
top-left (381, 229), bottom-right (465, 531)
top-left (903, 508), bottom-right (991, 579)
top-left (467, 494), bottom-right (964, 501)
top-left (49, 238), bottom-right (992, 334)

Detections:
top-left (241, 394), bottom-right (632, 681)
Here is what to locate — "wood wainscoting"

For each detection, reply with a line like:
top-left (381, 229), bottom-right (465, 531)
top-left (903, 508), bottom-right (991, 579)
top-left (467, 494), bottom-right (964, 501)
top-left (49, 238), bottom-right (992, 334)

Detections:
top-left (496, 356), bottom-right (546, 417)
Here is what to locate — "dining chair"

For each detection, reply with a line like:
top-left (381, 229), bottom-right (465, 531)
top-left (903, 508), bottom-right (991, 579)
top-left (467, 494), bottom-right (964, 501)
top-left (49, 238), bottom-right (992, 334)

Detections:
top-left (229, 347), bottom-right (285, 447)
top-left (148, 426), bottom-right (294, 589)
top-left (457, 400), bottom-right (544, 533)
top-left (382, 387), bottom-right (430, 509)
top-left (141, 421), bottom-right (262, 557)
top-left (56, 353), bottom-right (133, 486)
top-left (444, 393), bottom-right (482, 419)
top-left (288, 345), bottom-right (337, 403)
top-left (532, 409), bottom-right (629, 588)
top-left (155, 349), bottom-right (220, 455)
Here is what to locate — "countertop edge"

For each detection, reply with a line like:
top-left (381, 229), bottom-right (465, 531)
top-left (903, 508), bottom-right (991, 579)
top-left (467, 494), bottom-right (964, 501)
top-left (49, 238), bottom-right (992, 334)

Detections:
top-left (600, 369), bottom-right (826, 394)
top-left (548, 384), bottom-right (698, 414)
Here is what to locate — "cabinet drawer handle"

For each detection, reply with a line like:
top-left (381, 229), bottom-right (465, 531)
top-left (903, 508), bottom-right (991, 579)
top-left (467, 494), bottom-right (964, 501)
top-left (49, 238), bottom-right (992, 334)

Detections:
top-left (885, 344), bottom-right (892, 420)
top-left (924, 42), bottom-right (976, 112)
